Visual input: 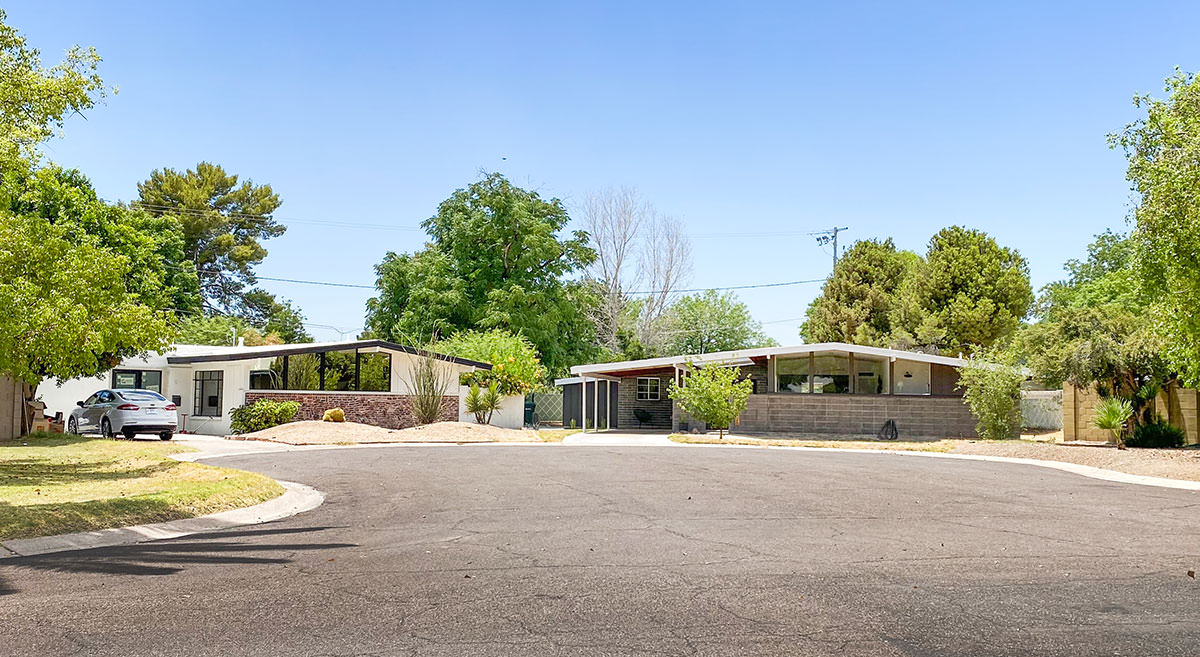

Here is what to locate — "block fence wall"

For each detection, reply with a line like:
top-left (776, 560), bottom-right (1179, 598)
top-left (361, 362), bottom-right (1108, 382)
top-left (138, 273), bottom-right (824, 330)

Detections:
top-left (1064, 384), bottom-right (1200, 445)
top-left (244, 391), bottom-right (457, 430)
top-left (731, 394), bottom-right (978, 438)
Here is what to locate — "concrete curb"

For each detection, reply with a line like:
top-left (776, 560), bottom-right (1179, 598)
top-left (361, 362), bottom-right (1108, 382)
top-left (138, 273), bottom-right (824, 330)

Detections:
top-left (0, 480), bottom-right (324, 558)
top-left (675, 441), bottom-right (1200, 491)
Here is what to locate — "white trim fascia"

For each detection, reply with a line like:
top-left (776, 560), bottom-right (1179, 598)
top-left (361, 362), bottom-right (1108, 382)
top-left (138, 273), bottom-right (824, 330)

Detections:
top-left (568, 342), bottom-right (971, 376)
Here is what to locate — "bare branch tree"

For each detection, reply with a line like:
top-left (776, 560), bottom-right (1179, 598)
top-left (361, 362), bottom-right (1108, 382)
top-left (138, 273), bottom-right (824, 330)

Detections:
top-left (636, 213), bottom-right (692, 348)
top-left (580, 188), bottom-right (648, 352)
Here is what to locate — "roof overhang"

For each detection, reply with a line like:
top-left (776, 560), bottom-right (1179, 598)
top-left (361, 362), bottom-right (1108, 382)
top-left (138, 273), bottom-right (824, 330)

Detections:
top-left (568, 342), bottom-right (972, 377)
top-left (166, 339), bottom-right (492, 369)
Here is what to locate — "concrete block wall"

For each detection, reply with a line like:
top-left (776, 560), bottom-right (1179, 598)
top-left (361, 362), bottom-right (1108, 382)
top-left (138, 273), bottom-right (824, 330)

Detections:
top-left (245, 391), bottom-right (457, 430)
top-left (733, 394), bottom-right (977, 438)
top-left (618, 372), bottom-right (673, 429)
top-left (1065, 383), bottom-right (1200, 445)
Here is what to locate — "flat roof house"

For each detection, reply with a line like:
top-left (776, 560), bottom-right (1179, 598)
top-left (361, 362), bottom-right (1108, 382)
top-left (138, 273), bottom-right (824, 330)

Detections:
top-left (39, 340), bottom-right (524, 435)
top-left (557, 342), bottom-right (977, 438)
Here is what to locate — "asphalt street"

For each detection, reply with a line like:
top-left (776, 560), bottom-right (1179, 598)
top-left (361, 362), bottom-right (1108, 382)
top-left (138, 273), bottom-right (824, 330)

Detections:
top-left (2, 445), bottom-right (1198, 656)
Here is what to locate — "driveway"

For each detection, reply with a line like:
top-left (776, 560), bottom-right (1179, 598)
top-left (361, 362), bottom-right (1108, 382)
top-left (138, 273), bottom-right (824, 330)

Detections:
top-left (2, 445), bottom-right (1198, 656)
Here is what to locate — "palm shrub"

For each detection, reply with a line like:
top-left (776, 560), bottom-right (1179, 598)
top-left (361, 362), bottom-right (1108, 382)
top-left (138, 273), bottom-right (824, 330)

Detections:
top-left (667, 364), bottom-right (753, 439)
top-left (229, 399), bottom-right (301, 434)
top-left (464, 384), bottom-right (503, 424)
top-left (404, 336), bottom-right (452, 425)
top-left (1092, 396), bottom-right (1133, 448)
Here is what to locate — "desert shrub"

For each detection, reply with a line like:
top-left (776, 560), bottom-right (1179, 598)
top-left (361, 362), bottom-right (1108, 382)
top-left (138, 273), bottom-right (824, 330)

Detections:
top-left (322, 408), bottom-right (345, 423)
top-left (1128, 418), bottom-right (1185, 448)
top-left (958, 350), bottom-right (1024, 440)
top-left (229, 399), bottom-right (301, 434)
top-left (405, 338), bottom-right (452, 425)
top-left (667, 364), bottom-right (753, 438)
top-left (464, 384), bottom-right (503, 424)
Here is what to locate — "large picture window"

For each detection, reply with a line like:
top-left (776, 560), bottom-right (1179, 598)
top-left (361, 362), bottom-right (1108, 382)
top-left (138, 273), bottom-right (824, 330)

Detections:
top-left (250, 350), bottom-right (392, 392)
top-left (193, 371), bottom-right (223, 417)
top-left (636, 377), bottom-right (660, 401)
top-left (854, 358), bottom-right (887, 395)
top-left (776, 357), bottom-right (811, 393)
top-left (112, 369), bottom-right (162, 393)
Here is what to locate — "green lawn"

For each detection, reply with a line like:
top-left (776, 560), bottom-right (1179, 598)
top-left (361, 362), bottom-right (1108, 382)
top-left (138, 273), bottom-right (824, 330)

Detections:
top-left (0, 433), bottom-right (284, 541)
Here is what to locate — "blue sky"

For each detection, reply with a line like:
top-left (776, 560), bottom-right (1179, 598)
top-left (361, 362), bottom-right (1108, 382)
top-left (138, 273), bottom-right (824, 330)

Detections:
top-left (7, 1), bottom-right (1197, 344)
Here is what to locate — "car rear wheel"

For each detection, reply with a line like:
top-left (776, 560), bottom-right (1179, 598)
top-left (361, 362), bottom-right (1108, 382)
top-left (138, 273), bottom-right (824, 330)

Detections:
top-left (101, 418), bottom-right (114, 439)
top-left (123, 429), bottom-right (136, 440)
top-left (159, 432), bottom-right (173, 441)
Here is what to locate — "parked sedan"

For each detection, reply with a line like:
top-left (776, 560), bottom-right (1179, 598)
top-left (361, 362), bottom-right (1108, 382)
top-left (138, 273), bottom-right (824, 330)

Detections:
top-left (68, 389), bottom-right (177, 440)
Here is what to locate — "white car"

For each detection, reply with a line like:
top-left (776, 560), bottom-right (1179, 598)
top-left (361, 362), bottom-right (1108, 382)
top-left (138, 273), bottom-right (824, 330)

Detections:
top-left (68, 388), bottom-right (178, 440)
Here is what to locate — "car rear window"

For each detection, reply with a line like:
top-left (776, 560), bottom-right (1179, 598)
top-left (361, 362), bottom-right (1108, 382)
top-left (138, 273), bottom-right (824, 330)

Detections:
top-left (118, 390), bottom-right (167, 402)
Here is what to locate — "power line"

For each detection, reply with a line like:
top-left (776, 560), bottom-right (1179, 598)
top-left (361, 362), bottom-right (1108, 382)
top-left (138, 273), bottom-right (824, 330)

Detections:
top-left (627, 278), bottom-right (827, 295)
top-left (118, 200), bottom-right (424, 232)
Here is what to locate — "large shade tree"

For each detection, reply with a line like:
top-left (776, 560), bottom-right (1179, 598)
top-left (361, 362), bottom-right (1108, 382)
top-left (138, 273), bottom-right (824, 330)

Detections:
top-left (891, 226), bottom-right (1032, 355)
top-left (659, 290), bottom-right (776, 355)
top-left (137, 162), bottom-right (285, 314)
top-left (801, 238), bottom-right (919, 346)
top-left (1111, 69), bottom-right (1200, 385)
top-left (0, 11), bottom-right (176, 433)
top-left (366, 173), bottom-right (599, 374)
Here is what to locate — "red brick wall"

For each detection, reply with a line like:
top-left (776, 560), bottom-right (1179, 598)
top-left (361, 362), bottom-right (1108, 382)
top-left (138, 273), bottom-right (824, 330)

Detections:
top-left (244, 392), bottom-right (457, 430)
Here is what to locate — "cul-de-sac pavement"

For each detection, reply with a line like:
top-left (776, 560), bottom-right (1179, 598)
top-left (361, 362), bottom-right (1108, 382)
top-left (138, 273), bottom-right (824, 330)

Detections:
top-left (3, 444), bottom-right (1198, 657)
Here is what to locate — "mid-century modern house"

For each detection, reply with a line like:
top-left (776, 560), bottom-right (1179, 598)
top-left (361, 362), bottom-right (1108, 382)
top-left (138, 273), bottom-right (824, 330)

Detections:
top-left (38, 339), bottom-right (524, 435)
top-left (557, 342), bottom-right (978, 437)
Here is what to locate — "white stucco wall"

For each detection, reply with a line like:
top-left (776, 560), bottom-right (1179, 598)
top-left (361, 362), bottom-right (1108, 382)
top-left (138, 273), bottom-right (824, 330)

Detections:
top-left (455, 385), bottom-right (525, 429)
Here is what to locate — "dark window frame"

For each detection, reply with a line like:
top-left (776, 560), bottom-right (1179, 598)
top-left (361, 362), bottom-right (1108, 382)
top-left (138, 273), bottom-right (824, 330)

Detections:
top-left (253, 350), bottom-right (392, 393)
top-left (112, 369), bottom-right (163, 392)
top-left (193, 370), bottom-right (223, 417)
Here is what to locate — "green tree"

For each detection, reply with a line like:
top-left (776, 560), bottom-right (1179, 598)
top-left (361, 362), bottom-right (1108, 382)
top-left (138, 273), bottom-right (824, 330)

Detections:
top-left (1110, 70), bottom-right (1200, 385)
top-left (1014, 230), bottom-right (1167, 429)
top-left (2, 163), bottom-right (201, 316)
top-left (0, 215), bottom-right (173, 429)
top-left (0, 9), bottom-right (106, 162)
top-left (892, 226), bottom-right (1032, 355)
top-left (801, 238), bottom-right (920, 345)
top-left (437, 329), bottom-right (546, 395)
top-left (668, 364), bottom-right (754, 438)
top-left (136, 162), bottom-right (284, 314)
top-left (366, 173), bottom-right (599, 374)
top-left (660, 290), bottom-right (776, 355)
top-left (241, 289), bottom-right (311, 343)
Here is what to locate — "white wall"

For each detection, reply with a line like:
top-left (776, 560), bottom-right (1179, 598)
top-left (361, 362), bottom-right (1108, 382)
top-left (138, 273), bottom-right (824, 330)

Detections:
top-left (893, 360), bottom-right (932, 395)
top-left (456, 385), bottom-right (525, 429)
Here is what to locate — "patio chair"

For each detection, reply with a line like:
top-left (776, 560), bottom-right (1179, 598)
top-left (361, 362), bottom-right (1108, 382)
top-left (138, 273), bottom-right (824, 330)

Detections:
top-left (633, 408), bottom-right (651, 429)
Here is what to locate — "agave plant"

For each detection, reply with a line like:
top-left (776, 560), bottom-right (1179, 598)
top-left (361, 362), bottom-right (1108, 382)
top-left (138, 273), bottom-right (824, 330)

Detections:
top-left (1093, 396), bottom-right (1133, 449)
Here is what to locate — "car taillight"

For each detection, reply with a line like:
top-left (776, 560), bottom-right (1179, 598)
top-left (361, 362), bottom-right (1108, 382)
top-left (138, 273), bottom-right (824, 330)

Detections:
top-left (165, 404), bottom-right (177, 411)
top-left (116, 403), bottom-right (139, 411)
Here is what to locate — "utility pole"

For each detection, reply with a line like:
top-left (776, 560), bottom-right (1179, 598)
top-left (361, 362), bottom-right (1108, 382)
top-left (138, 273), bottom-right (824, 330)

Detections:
top-left (813, 226), bottom-right (849, 271)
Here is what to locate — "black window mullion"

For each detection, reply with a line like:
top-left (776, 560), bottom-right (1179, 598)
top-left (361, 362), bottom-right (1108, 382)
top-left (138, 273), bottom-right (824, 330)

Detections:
top-left (319, 352), bottom-right (326, 390)
top-left (283, 355), bottom-right (289, 390)
top-left (354, 350), bottom-right (361, 392)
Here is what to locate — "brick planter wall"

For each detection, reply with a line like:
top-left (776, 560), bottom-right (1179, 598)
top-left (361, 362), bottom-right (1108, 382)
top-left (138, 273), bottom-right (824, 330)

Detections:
top-left (733, 394), bottom-right (977, 438)
top-left (244, 392), bottom-right (457, 430)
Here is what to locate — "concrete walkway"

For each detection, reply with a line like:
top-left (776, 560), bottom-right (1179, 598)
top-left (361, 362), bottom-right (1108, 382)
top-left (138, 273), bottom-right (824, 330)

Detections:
top-left (562, 431), bottom-right (677, 446)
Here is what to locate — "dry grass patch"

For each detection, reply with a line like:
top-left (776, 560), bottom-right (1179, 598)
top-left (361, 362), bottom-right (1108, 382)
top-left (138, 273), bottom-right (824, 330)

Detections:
top-left (669, 433), bottom-right (960, 452)
top-left (0, 433), bottom-right (283, 541)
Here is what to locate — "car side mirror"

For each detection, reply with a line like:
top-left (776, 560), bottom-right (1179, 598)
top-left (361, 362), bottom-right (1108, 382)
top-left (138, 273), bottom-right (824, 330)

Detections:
top-left (76, 401), bottom-right (85, 407)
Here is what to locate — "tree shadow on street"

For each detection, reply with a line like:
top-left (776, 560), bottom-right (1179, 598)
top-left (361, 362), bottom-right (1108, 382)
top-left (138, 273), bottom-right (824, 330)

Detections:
top-left (0, 524), bottom-right (354, 594)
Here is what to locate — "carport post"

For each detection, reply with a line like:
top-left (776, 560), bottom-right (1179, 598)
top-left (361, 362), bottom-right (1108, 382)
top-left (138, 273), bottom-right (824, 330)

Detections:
top-left (593, 377), bottom-right (599, 432)
top-left (581, 375), bottom-right (587, 433)
top-left (606, 379), bottom-right (611, 431)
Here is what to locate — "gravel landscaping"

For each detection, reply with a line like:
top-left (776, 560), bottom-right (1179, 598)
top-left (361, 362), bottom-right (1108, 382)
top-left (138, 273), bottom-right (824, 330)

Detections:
top-left (229, 420), bottom-right (553, 445)
top-left (671, 433), bottom-right (1200, 482)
